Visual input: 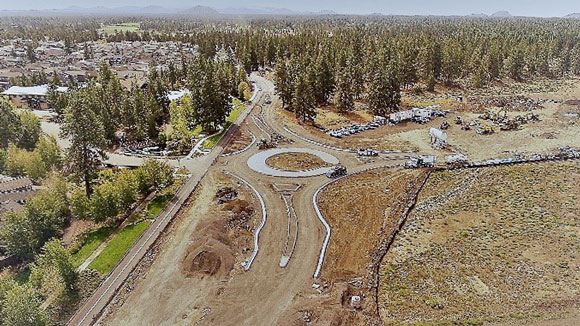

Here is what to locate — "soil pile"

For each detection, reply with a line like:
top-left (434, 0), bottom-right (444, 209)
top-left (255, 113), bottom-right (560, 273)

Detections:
top-left (182, 220), bottom-right (235, 279)
top-left (266, 152), bottom-right (331, 171)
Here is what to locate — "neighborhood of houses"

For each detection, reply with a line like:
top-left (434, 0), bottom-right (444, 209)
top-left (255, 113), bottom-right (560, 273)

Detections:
top-left (0, 38), bottom-right (199, 92)
top-left (0, 38), bottom-right (202, 249)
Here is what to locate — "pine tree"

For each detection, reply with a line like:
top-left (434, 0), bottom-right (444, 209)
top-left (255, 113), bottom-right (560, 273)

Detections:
top-left (312, 51), bottom-right (334, 105)
top-left (292, 74), bottom-right (316, 123)
top-left (505, 47), bottom-right (525, 81)
top-left (61, 88), bottom-right (107, 197)
top-left (274, 59), bottom-right (294, 109)
top-left (368, 60), bottom-right (401, 117)
top-left (334, 66), bottom-right (354, 112)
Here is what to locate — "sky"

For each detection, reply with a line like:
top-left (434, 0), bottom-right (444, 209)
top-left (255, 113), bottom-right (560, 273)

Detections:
top-left (0, 0), bottom-right (579, 17)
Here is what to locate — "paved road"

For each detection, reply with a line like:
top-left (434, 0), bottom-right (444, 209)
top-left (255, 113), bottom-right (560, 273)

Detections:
top-left (66, 75), bottom-right (264, 326)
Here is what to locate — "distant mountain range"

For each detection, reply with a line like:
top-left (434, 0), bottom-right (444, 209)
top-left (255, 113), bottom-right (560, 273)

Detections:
top-left (1, 6), bottom-right (578, 19)
top-left (0, 5), bottom-right (337, 17)
top-left (467, 11), bottom-right (513, 18)
top-left (491, 11), bottom-right (513, 18)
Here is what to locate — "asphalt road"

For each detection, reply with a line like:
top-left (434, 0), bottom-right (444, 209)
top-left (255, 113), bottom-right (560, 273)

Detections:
top-left (66, 75), bottom-right (265, 326)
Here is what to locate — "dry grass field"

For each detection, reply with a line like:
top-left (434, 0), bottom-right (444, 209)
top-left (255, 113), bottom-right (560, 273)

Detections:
top-left (378, 162), bottom-right (580, 325)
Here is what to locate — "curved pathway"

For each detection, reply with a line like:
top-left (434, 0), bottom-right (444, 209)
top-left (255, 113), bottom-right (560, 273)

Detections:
top-left (223, 171), bottom-right (267, 271)
top-left (247, 147), bottom-right (340, 178)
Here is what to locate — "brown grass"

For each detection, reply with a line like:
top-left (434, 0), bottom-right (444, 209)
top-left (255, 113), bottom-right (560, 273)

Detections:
top-left (379, 162), bottom-right (580, 326)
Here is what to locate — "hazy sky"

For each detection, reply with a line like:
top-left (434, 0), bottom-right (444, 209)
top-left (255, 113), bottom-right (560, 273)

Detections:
top-left (1, 0), bottom-right (580, 17)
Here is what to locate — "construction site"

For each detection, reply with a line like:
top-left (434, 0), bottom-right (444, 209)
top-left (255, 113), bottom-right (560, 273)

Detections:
top-left (75, 73), bottom-right (580, 326)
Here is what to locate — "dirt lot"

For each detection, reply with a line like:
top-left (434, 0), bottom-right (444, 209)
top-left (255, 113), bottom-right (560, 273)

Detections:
top-left (283, 78), bottom-right (580, 159)
top-left (378, 162), bottom-right (580, 325)
top-left (100, 171), bottom-right (260, 325)
top-left (308, 168), bottom-right (429, 324)
top-left (266, 152), bottom-right (332, 171)
top-left (318, 168), bottom-right (428, 281)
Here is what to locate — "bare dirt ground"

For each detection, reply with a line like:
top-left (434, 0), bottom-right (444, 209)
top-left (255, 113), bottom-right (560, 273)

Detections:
top-left (378, 162), bottom-right (580, 326)
top-left (317, 168), bottom-right (427, 281)
top-left (63, 219), bottom-right (96, 245)
top-left (222, 129), bottom-right (253, 155)
top-left (266, 152), bottom-right (332, 171)
top-left (284, 167), bottom-right (428, 325)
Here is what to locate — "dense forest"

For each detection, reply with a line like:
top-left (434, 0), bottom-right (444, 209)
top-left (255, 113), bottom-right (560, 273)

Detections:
top-left (4, 15), bottom-right (580, 122)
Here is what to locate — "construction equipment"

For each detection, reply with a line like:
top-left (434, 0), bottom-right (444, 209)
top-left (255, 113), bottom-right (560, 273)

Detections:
top-left (445, 153), bottom-right (468, 167)
top-left (326, 166), bottom-right (347, 178)
top-left (357, 148), bottom-right (379, 157)
top-left (477, 125), bottom-right (495, 135)
top-left (500, 119), bottom-right (520, 131)
top-left (404, 156), bottom-right (436, 168)
top-left (257, 139), bottom-right (275, 150)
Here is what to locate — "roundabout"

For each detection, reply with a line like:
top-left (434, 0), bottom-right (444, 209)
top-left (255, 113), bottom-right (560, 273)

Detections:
top-left (247, 147), bottom-right (340, 177)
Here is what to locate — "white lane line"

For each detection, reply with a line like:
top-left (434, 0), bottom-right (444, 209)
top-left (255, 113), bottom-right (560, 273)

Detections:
top-left (224, 171), bottom-right (267, 271)
top-left (312, 181), bottom-right (333, 279)
top-left (252, 115), bottom-right (271, 140)
top-left (280, 194), bottom-right (298, 268)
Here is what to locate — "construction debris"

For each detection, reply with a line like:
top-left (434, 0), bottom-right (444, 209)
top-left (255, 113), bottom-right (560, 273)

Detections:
top-left (257, 138), bottom-right (276, 150)
top-left (477, 125), bottom-right (495, 135)
top-left (215, 187), bottom-right (238, 204)
top-left (478, 108), bottom-right (540, 131)
top-left (470, 95), bottom-right (545, 112)
top-left (445, 153), bottom-right (468, 166)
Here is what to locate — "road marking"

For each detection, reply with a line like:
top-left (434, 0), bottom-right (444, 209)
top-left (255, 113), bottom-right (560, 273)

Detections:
top-left (224, 171), bottom-right (267, 271)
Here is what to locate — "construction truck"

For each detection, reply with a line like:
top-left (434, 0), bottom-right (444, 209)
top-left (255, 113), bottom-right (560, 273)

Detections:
top-left (357, 148), bottom-right (379, 157)
top-left (326, 166), bottom-right (347, 178)
top-left (404, 156), bottom-right (436, 168)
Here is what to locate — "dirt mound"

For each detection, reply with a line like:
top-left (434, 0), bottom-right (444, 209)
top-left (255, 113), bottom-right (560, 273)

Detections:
top-left (182, 221), bottom-right (235, 279)
top-left (266, 152), bottom-right (331, 171)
